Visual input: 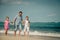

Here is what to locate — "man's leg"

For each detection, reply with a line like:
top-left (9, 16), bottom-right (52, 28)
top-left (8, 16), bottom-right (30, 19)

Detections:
top-left (14, 31), bottom-right (16, 36)
top-left (14, 25), bottom-right (17, 36)
top-left (19, 30), bottom-right (21, 36)
top-left (19, 24), bottom-right (22, 36)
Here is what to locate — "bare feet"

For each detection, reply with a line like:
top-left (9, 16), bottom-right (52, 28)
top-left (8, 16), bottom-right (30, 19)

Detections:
top-left (5, 30), bottom-right (8, 35)
top-left (14, 31), bottom-right (16, 36)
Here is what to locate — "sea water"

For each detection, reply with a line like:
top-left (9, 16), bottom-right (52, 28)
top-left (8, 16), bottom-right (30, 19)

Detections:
top-left (0, 22), bottom-right (60, 37)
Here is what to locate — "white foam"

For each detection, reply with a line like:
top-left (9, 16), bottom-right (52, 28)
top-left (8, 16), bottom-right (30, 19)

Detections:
top-left (29, 31), bottom-right (60, 37)
top-left (0, 30), bottom-right (60, 37)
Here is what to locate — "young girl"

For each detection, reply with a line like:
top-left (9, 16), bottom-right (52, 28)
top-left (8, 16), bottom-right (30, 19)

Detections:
top-left (4, 16), bottom-right (9, 35)
top-left (24, 16), bottom-right (30, 36)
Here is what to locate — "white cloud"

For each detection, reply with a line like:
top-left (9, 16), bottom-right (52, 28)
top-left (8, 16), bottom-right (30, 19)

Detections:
top-left (23, 2), bottom-right (30, 5)
top-left (12, 1), bottom-right (29, 5)
top-left (1, 0), bottom-right (9, 4)
top-left (47, 13), bottom-right (56, 17)
top-left (1, 0), bottom-right (30, 5)
top-left (10, 1), bottom-right (22, 4)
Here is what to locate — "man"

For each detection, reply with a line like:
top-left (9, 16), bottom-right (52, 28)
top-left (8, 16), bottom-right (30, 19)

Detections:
top-left (14, 11), bottom-right (23, 36)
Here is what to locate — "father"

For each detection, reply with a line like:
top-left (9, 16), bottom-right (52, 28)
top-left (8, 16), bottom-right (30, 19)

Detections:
top-left (14, 11), bottom-right (23, 36)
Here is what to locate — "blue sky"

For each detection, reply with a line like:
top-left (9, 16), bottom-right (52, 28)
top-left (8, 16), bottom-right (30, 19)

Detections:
top-left (0, 0), bottom-right (60, 22)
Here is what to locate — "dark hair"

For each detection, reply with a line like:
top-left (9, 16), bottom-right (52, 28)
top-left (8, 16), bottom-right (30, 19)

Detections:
top-left (26, 16), bottom-right (29, 18)
top-left (19, 11), bottom-right (23, 14)
top-left (6, 16), bottom-right (9, 19)
top-left (26, 16), bottom-right (29, 19)
top-left (26, 16), bottom-right (29, 20)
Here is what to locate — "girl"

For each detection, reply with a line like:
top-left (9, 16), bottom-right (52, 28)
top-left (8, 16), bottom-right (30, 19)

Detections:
top-left (4, 16), bottom-right (9, 35)
top-left (24, 16), bottom-right (30, 36)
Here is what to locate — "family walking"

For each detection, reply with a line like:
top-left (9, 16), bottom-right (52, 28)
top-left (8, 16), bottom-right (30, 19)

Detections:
top-left (4, 11), bottom-right (30, 36)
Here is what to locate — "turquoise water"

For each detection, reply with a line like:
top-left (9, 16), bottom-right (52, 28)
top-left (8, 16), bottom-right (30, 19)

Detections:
top-left (0, 22), bottom-right (60, 33)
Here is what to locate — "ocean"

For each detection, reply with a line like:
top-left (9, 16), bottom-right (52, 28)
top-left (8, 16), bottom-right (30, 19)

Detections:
top-left (0, 22), bottom-right (60, 37)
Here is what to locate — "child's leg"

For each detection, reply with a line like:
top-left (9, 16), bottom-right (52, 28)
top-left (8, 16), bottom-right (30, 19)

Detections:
top-left (24, 27), bottom-right (26, 36)
top-left (27, 32), bottom-right (29, 36)
top-left (27, 27), bottom-right (29, 36)
top-left (24, 29), bottom-right (26, 36)
top-left (5, 30), bottom-right (8, 35)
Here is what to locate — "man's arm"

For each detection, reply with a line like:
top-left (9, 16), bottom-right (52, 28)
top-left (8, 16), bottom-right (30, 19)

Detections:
top-left (21, 16), bottom-right (23, 21)
top-left (11, 15), bottom-right (17, 25)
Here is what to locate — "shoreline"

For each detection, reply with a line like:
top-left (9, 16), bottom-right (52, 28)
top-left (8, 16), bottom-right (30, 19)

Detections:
top-left (0, 30), bottom-right (60, 37)
top-left (0, 33), bottom-right (60, 40)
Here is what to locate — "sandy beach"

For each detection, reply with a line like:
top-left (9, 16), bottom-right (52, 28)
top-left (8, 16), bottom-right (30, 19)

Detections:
top-left (0, 33), bottom-right (60, 40)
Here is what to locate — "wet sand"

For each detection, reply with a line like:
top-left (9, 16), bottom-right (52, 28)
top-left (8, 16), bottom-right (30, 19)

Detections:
top-left (0, 33), bottom-right (60, 40)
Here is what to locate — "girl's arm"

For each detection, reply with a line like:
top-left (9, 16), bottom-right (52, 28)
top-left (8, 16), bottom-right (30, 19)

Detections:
top-left (9, 21), bottom-right (14, 25)
top-left (28, 21), bottom-right (30, 27)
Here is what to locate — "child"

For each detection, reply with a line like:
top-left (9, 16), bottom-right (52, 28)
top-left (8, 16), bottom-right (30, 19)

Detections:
top-left (24, 16), bottom-right (30, 36)
top-left (4, 16), bottom-right (10, 35)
